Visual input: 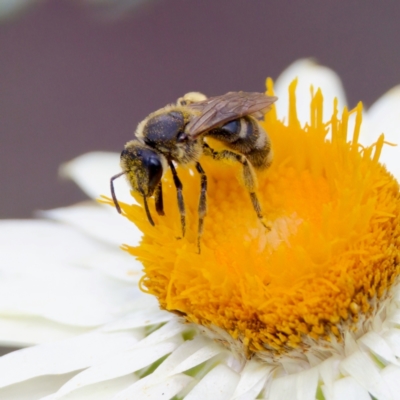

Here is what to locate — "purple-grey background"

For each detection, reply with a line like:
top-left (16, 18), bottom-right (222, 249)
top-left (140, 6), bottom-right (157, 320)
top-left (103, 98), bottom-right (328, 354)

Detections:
top-left (1, 0), bottom-right (400, 218)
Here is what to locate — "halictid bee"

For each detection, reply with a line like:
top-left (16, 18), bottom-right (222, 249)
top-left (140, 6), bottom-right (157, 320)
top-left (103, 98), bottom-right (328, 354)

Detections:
top-left (111, 91), bottom-right (277, 251)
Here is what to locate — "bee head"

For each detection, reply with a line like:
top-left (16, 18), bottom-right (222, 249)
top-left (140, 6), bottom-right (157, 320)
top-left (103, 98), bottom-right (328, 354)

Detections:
top-left (120, 140), bottom-right (165, 198)
top-left (141, 110), bottom-right (202, 164)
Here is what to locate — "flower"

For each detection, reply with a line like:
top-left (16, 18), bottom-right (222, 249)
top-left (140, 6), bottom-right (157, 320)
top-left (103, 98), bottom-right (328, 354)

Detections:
top-left (1, 59), bottom-right (400, 399)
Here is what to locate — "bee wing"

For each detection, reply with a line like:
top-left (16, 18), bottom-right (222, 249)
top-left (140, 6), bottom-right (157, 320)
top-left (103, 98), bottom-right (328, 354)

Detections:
top-left (186, 92), bottom-right (277, 138)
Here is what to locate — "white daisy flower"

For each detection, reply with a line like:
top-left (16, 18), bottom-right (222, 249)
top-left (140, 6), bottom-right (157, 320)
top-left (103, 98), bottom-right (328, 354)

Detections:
top-left (1, 59), bottom-right (400, 400)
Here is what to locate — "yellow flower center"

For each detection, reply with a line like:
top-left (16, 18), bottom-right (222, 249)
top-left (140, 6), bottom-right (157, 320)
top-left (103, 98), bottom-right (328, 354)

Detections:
top-left (117, 79), bottom-right (400, 357)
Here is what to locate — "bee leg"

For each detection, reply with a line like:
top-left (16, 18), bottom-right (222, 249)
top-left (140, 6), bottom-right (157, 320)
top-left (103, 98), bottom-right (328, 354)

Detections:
top-left (143, 195), bottom-right (155, 226)
top-left (168, 161), bottom-right (186, 237)
top-left (203, 143), bottom-right (269, 230)
top-left (154, 182), bottom-right (165, 216)
top-left (196, 162), bottom-right (207, 253)
top-left (110, 171), bottom-right (125, 214)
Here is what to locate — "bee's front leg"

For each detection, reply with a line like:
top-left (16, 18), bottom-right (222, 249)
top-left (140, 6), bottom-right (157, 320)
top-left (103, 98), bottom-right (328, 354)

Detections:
top-left (110, 171), bottom-right (125, 214)
top-left (168, 161), bottom-right (186, 238)
top-left (154, 181), bottom-right (165, 216)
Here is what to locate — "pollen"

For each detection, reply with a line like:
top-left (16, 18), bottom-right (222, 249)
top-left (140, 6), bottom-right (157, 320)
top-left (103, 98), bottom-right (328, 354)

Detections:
top-left (119, 79), bottom-right (400, 357)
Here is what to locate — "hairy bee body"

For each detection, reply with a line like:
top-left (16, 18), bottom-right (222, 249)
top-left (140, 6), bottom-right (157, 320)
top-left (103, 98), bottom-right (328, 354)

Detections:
top-left (134, 106), bottom-right (203, 165)
top-left (111, 91), bottom-right (277, 252)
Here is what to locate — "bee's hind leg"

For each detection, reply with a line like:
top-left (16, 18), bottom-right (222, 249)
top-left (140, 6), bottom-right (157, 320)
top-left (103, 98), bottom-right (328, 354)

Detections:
top-left (202, 143), bottom-right (269, 230)
top-left (195, 162), bottom-right (207, 253)
top-left (168, 161), bottom-right (186, 238)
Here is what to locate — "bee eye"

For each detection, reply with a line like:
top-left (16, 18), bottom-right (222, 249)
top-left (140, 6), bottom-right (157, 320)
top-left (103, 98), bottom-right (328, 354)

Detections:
top-left (177, 132), bottom-right (187, 142)
top-left (121, 143), bottom-right (163, 196)
top-left (121, 149), bottom-right (128, 158)
top-left (143, 154), bottom-right (163, 192)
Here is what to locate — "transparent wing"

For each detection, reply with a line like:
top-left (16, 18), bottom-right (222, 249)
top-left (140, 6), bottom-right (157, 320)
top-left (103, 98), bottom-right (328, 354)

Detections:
top-left (186, 92), bottom-right (277, 138)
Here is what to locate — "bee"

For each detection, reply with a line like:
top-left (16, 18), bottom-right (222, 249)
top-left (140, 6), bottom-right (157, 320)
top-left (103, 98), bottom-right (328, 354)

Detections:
top-left (111, 91), bottom-right (277, 251)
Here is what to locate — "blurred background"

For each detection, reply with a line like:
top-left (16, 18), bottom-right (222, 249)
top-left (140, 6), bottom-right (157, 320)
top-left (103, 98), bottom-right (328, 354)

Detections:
top-left (1, 0), bottom-right (400, 219)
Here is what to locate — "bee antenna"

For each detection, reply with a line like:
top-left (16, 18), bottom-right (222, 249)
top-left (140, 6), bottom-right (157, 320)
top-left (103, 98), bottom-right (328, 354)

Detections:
top-left (143, 195), bottom-right (155, 226)
top-left (110, 172), bottom-right (125, 214)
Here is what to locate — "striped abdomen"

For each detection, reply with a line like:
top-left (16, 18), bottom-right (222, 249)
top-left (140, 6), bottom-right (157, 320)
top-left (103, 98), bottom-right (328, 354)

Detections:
top-left (205, 116), bottom-right (272, 170)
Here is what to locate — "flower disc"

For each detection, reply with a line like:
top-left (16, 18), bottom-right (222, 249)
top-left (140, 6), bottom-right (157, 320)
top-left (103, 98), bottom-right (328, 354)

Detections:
top-left (122, 80), bottom-right (400, 359)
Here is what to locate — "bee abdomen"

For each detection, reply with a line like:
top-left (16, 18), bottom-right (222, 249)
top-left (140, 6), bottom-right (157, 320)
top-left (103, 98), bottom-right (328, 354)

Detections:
top-left (206, 116), bottom-right (272, 170)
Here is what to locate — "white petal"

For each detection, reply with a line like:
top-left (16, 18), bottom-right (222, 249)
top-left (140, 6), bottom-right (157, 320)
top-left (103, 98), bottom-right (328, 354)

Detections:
top-left (385, 309), bottom-right (400, 326)
top-left (40, 202), bottom-right (141, 248)
top-left (60, 152), bottom-right (133, 205)
top-left (382, 329), bottom-right (400, 358)
top-left (339, 351), bottom-right (392, 400)
top-left (42, 375), bottom-right (138, 400)
top-left (393, 285), bottom-right (400, 303)
top-left (0, 316), bottom-right (90, 347)
top-left (296, 367), bottom-right (319, 400)
top-left (80, 248), bottom-right (142, 283)
top-left (184, 364), bottom-right (240, 400)
top-left (268, 373), bottom-right (297, 400)
top-left (39, 202), bottom-right (144, 284)
top-left (274, 59), bottom-right (347, 126)
top-left (381, 365), bottom-right (400, 400)
top-left (318, 357), bottom-right (341, 400)
top-left (0, 220), bottom-right (103, 274)
top-left (280, 358), bottom-right (307, 375)
top-left (0, 372), bottom-right (76, 400)
top-left (154, 336), bottom-right (222, 377)
top-left (234, 377), bottom-right (267, 400)
top-left (0, 219), bottom-right (145, 343)
top-left (331, 377), bottom-right (371, 400)
top-left (131, 320), bottom-right (187, 348)
top-left (0, 267), bottom-right (139, 327)
top-left (48, 340), bottom-right (181, 399)
top-left (0, 331), bottom-right (138, 388)
top-left (232, 359), bottom-right (272, 399)
top-left (366, 86), bottom-right (400, 180)
top-left (113, 373), bottom-right (193, 400)
top-left (344, 329), bottom-right (359, 356)
top-left (359, 331), bottom-right (399, 365)
top-left (102, 307), bottom-right (173, 332)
